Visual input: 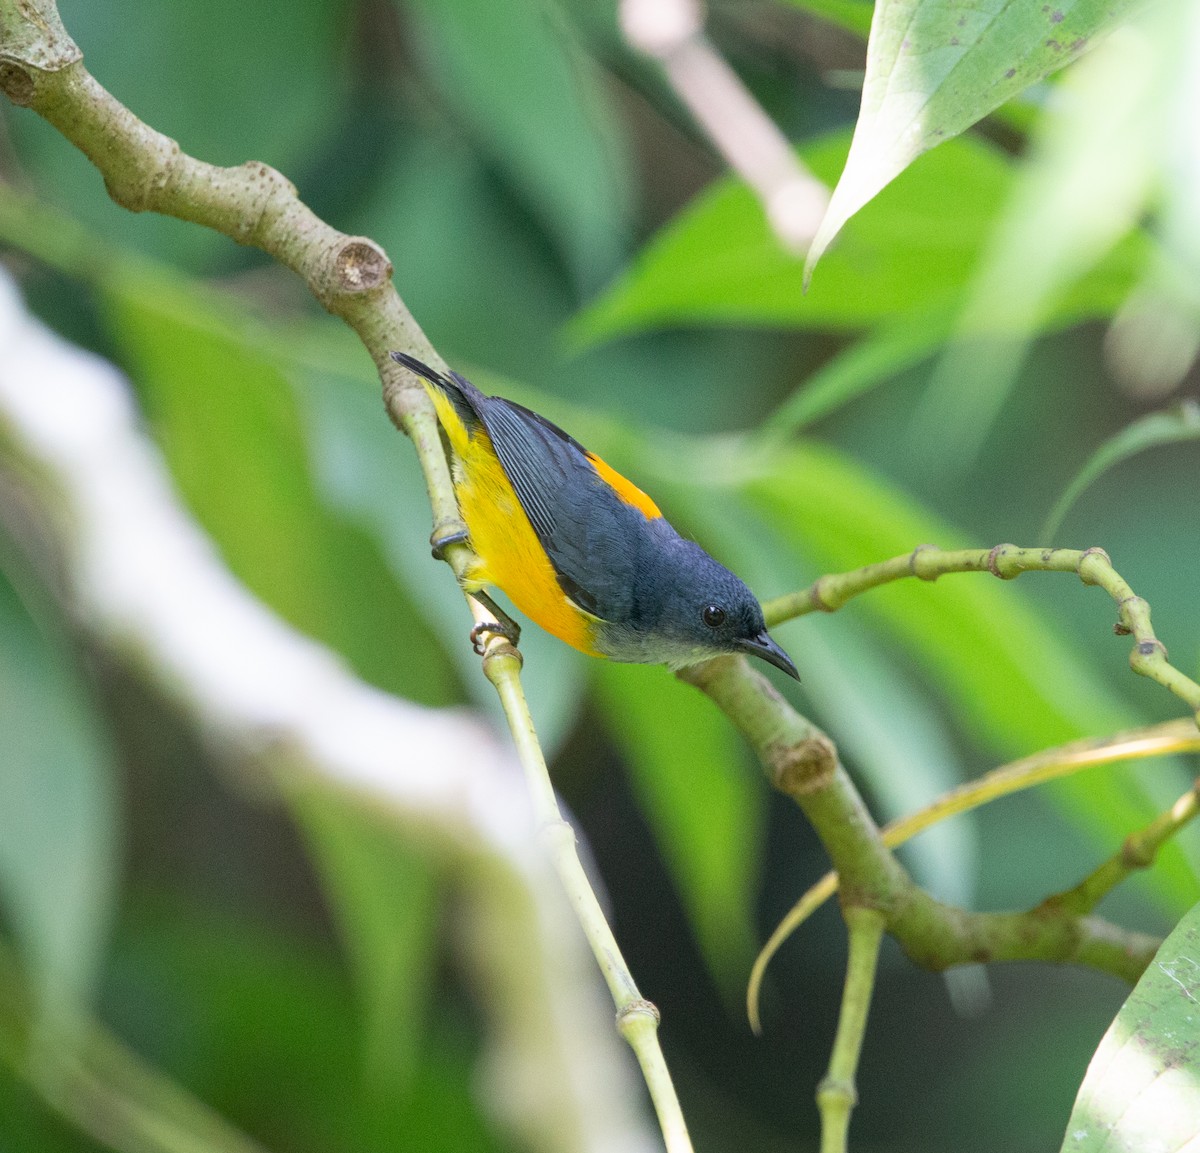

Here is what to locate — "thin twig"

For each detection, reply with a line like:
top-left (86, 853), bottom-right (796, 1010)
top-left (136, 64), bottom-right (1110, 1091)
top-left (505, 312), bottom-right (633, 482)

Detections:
top-left (483, 646), bottom-right (693, 1152)
top-left (0, 268), bottom-right (656, 1153)
top-left (765, 543), bottom-right (1200, 723)
top-left (1041, 776), bottom-right (1200, 917)
top-left (681, 656), bottom-right (1165, 1002)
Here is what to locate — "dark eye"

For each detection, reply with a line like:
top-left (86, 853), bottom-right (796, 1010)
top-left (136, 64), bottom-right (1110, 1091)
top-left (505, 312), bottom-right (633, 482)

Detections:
top-left (701, 604), bottom-right (727, 629)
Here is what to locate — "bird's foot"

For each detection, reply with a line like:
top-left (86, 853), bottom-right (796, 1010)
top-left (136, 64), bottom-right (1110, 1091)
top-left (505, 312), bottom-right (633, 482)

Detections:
top-left (469, 591), bottom-right (522, 654)
top-left (470, 619), bottom-right (521, 655)
top-left (430, 522), bottom-right (469, 560)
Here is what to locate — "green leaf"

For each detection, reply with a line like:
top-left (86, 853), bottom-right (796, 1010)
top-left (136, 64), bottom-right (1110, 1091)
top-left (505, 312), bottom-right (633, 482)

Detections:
top-left (114, 897), bottom-right (504, 1150)
top-left (0, 940), bottom-right (272, 1153)
top-left (0, 556), bottom-right (117, 1034)
top-left (743, 441), bottom-right (1130, 752)
top-left (572, 133), bottom-right (1013, 343)
top-left (0, 190), bottom-right (584, 744)
top-left (98, 273), bottom-right (460, 709)
top-left (593, 661), bottom-right (764, 991)
top-left (0, 186), bottom-right (585, 747)
top-left (765, 239), bottom-right (1142, 438)
top-left (660, 485), bottom-right (978, 911)
top-left (401, 0), bottom-right (631, 286)
top-left (1043, 401), bottom-right (1200, 540)
top-left (783, 0), bottom-right (874, 39)
top-left (62, 0), bottom-right (345, 167)
top-left (804, 0), bottom-right (1143, 277)
top-left (287, 783), bottom-right (439, 1092)
top-left (796, 613), bottom-right (979, 910)
top-left (1060, 900), bottom-right (1200, 1152)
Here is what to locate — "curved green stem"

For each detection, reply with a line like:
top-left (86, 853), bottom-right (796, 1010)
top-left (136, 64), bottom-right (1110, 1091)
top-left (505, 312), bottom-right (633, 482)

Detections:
top-left (1041, 775), bottom-right (1200, 917)
top-left (765, 544), bottom-right (1200, 724)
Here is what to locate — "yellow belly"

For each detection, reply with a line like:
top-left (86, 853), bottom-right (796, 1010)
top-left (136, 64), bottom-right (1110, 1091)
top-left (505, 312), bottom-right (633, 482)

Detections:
top-left (428, 385), bottom-right (602, 656)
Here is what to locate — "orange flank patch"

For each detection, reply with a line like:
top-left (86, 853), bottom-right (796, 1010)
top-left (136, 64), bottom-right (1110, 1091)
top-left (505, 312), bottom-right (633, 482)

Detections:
top-left (586, 452), bottom-right (662, 520)
top-left (436, 404), bottom-right (604, 657)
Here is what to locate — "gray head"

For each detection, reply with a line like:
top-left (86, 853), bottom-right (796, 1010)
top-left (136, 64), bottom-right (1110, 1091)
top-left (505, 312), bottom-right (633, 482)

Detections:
top-left (601, 536), bottom-right (799, 678)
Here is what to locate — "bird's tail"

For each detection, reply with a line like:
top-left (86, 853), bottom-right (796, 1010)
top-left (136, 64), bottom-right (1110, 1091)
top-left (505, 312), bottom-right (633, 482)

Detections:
top-left (390, 351), bottom-right (454, 391)
top-left (390, 351), bottom-right (482, 445)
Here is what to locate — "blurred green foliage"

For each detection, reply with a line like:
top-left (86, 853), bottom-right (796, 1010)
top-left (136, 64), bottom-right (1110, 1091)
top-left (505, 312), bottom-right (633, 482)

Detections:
top-left (2, 0), bottom-right (1200, 1151)
top-left (0, 561), bottom-right (117, 1039)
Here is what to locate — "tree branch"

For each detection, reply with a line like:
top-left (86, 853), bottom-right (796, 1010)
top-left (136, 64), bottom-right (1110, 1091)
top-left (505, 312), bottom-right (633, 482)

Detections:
top-left (0, 9), bottom-right (692, 1148)
top-left (748, 718), bottom-right (1200, 1030)
top-left (680, 655), bottom-right (1167, 985)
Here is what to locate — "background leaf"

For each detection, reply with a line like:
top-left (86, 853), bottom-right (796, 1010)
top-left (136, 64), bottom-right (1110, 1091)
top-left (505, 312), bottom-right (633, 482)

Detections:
top-left (11, 0), bottom-right (349, 267)
top-left (289, 340), bottom-right (589, 754)
top-left (736, 439), bottom-right (1200, 905)
top-left (400, 0), bottom-right (631, 289)
top-left (0, 552), bottom-right (117, 1034)
top-left (651, 481), bottom-right (980, 916)
top-left (762, 304), bottom-right (957, 435)
top-left (743, 440), bottom-right (1127, 752)
top-left (805, 0), bottom-right (1142, 275)
top-left (783, 0), bottom-right (874, 39)
top-left (98, 271), bottom-right (461, 709)
top-left (574, 131), bottom-right (1136, 351)
top-left (911, 9), bottom-right (1168, 469)
top-left (4, 0), bottom-right (1199, 1147)
top-left (573, 133), bottom-right (1013, 341)
top-left (288, 782), bottom-right (440, 1092)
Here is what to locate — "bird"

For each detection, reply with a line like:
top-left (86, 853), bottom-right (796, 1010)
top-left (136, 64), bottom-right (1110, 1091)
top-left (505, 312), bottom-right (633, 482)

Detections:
top-left (391, 351), bottom-right (799, 680)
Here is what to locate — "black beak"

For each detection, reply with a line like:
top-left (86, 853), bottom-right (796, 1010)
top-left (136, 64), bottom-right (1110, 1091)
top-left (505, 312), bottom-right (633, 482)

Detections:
top-left (735, 631), bottom-right (800, 681)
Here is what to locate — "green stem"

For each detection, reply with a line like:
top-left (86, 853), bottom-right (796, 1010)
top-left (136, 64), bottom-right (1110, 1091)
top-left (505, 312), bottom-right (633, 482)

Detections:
top-left (679, 655), bottom-right (911, 910)
top-left (483, 647), bottom-right (694, 1152)
top-left (681, 653), bottom-right (1166, 1034)
top-left (816, 907), bottom-right (885, 1153)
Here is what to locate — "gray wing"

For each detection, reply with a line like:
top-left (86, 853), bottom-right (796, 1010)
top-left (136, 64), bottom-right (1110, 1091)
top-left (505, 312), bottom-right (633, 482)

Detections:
top-left (471, 394), bottom-right (641, 621)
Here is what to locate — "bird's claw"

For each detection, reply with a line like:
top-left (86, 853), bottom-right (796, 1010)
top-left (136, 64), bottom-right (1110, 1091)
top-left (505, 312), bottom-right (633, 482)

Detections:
top-left (430, 524), bottom-right (469, 561)
top-left (471, 619), bottom-right (521, 655)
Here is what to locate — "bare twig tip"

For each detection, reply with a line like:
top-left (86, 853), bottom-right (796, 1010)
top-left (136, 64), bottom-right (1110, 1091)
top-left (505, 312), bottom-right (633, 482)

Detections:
top-left (333, 238), bottom-right (392, 293)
